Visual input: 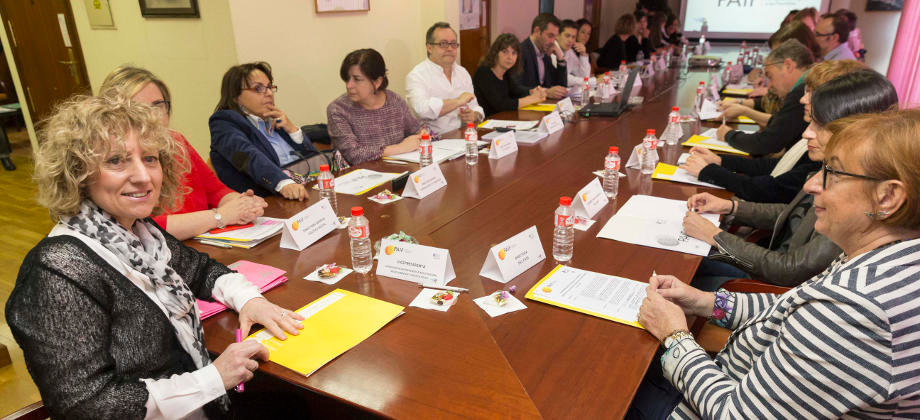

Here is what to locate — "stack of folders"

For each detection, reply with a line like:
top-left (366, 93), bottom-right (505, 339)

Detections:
top-left (198, 260), bottom-right (288, 319)
top-left (195, 217), bottom-right (285, 248)
top-left (383, 139), bottom-right (488, 164)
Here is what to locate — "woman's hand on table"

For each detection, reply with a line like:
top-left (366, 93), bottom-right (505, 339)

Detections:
top-left (682, 210), bottom-right (722, 246)
top-left (717, 103), bottom-right (749, 119)
top-left (680, 154), bottom-right (710, 177)
top-left (638, 276), bottom-right (691, 341)
top-left (217, 190), bottom-right (267, 225)
top-left (213, 339), bottom-right (269, 390)
top-left (645, 274), bottom-right (715, 318)
top-left (716, 124), bottom-right (732, 141)
top-left (279, 183), bottom-right (308, 201)
top-left (689, 146), bottom-right (722, 165)
top-left (239, 297), bottom-right (305, 339)
top-left (686, 192), bottom-right (733, 214)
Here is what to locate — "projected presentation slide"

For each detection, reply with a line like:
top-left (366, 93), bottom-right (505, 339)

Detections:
top-left (681, 0), bottom-right (827, 39)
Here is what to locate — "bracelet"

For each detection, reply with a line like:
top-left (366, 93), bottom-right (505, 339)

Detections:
top-left (662, 329), bottom-right (693, 349)
top-left (729, 200), bottom-right (736, 215)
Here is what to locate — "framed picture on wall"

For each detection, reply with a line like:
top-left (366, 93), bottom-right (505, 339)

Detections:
top-left (139, 0), bottom-right (200, 18)
top-left (865, 0), bottom-right (902, 11)
top-left (315, 0), bottom-right (370, 13)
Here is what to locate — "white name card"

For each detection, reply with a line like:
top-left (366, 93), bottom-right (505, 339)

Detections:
top-left (711, 73), bottom-right (722, 91)
top-left (573, 178), bottom-right (609, 219)
top-left (489, 130), bottom-right (518, 160)
top-left (376, 239), bottom-right (456, 286)
top-left (538, 110), bottom-right (564, 134)
top-left (402, 163), bottom-right (448, 199)
top-left (479, 225), bottom-right (546, 283)
top-left (557, 97), bottom-right (575, 114)
top-left (279, 198), bottom-right (338, 251)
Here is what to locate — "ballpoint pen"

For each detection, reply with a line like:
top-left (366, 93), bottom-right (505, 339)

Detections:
top-left (418, 283), bottom-right (469, 293)
top-left (235, 329), bottom-right (245, 392)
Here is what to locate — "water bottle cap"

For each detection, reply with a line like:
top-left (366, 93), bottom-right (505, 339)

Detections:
top-left (609, 146), bottom-right (618, 153)
top-left (620, 60), bottom-right (626, 64)
top-left (699, 81), bottom-right (705, 85)
top-left (605, 71), bottom-right (610, 75)
top-left (647, 129), bottom-right (656, 135)
top-left (672, 106), bottom-right (679, 112)
top-left (319, 164), bottom-right (329, 171)
top-left (584, 76), bottom-right (589, 81)
top-left (421, 133), bottom-right (430, 140)
top-left (727, 61), bottom-right (732, 65)
top-left (466, 122), bottom-right (474, 128)
top-left (560, 196), bottom-right (572, 206)
top-left (350, 207), bottom-right (364, 217)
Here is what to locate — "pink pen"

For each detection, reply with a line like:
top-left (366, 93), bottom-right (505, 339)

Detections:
top-left (235, 329), bottom-right (244, 392)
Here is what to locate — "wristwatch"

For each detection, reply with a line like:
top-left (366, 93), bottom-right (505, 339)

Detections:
top-left (211, 209), bottom-right (225, 229)
top-left (663, 329), bottom-right (694, 349)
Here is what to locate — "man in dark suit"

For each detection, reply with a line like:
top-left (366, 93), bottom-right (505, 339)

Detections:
top-left (516, 13), bottom-right (568, 99)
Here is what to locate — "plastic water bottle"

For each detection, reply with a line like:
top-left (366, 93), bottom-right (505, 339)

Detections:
top-left (721, 62), bottom-right (733, 85)
top-left (640, 129), bottom-right (659, 174)
top-left (348, 207), bottom-right (372, 273)
top-left (618, 60), bottom-right (628, 87)
top-left (694, 81), bottom-right (706, 116)
top-left (601, 72), bottom-right (611, 101)
top-left (552, 197), bottom-right (574, 262)
top-left (603, 147), bottom-right (620, 198)
top-left (752, 47), bottom-right (763, 67)
top-left (581, 76), bottom-right (591, 106)
top-left (700, 19), bottom-right (708, 39)
top-left (464, 123), bottom-right (478, 166)
top-left (636, 49), bottom-right (645, 62)
top-left (662, 107), bottom-right (683, 145)
top-left (419, 133), bottom-right (433, 167)
top-left (318, 164), bottom-right (337, 215)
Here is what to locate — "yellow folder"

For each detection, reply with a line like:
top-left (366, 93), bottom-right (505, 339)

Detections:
top-left (520, 103), bottom-right (557, 112)
top-left (525, 265), bottom-right (645, 329)
top-left (651, 162), bottom-right (679, 179)
top-left (247, 289), bottom-right (404, 377)
top-left (681, 135), bottom-right (750, 156)
top-left (722, 88), bottom-right (754, 96)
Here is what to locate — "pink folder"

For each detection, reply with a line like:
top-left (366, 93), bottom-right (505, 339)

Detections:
top-left (197, 260), bottom-right (288, 319)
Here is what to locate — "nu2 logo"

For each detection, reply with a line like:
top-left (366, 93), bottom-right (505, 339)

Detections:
top-left (717, 0), bottom-right (754, 6)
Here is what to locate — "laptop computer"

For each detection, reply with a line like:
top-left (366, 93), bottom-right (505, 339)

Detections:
top-left (578, 67), bottom-right (639, 118)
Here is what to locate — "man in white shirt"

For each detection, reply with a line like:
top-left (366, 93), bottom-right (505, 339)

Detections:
top-left (406, 22), bottom-right (484, 135)
top-left (815, 13), bottom-right (857, 61)
top-left (559, 19), bottom-right (591, 87)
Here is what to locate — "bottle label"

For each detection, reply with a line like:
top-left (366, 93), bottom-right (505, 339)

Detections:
top-left (647, 139), bottom-right (658, 149)
top-left (669, 114), bottom-right (679, 124)
top-left (605, 159), bottom-right (620, 171)
top-left (555, 214), bottom-right (573, 227)
top-left (420, 144), bottom-right (432, 154)
top-left (321, 178), bottom-right (334, 189)
top-left (348, 225), bottom-right (368, 239)
top-left (465, 132), bottom-right (477, 142)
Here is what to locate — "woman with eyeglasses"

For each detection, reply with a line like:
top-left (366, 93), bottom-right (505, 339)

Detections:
top-left (99, 66), bottom-right (267, 240)
top-left (680, 69), bottom-right (898, 291)
top-left (210, 62), bottom-right (319, 200)
top-left (631, 108), bottom-right (920, 419)
top-left (327, 48), bottom-right (426, 165)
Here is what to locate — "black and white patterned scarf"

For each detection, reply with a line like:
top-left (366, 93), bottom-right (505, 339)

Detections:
top-left (63, 201), bottom-right (211, 370)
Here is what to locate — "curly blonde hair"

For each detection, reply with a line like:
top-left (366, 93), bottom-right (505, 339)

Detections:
top-left (33, 95), bottom-right (188, 221)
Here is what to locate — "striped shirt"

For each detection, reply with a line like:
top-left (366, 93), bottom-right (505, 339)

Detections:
top-left (663, 238), bottom-right (920, 419)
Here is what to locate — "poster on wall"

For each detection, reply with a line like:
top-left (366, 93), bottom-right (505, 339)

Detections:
top-left (316, 0), bottom-right (370, 13)
top-left (460, 0), bottom-right (481, 30)
top-left (866, 0), bottom-right (902, 11)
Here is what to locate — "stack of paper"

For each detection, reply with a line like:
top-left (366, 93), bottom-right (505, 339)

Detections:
top-left (246, 289), bottom-right (404, 377)
top-left (526, 265), bottom-right (647, 328)
top-left (478, 119), bottom-right (539, 130)
top-left (196, 217), bottom-right (285, 248)
top-left (681, 129), bottom-right (749, 155)
top-left (722, 83), bottom-right (754, 96)
top-left (384, 139), bottom-right (487, 164)
top-left (198, 260), bottom-right (288, 319)
top-left (651, 162), bottom-right (724, 189)
top-left (328, 169), bottom-right (405, 195)
top-left (596, 195), bottom-right (720, 256)
top-left (482, 130), bottom-right (547, 145)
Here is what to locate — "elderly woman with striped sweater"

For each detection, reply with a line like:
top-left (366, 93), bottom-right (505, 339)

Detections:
top-left (633, 109), bottom-right (920, 419)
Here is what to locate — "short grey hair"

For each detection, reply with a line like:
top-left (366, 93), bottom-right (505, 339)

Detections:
top-left (425, 22), bottom-right (454, 44)
top-left (767, 39), bottom-right (815, 69)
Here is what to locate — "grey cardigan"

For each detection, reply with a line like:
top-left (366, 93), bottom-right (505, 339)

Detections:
top-left (709, 187), bottom-right (841, 287)
top-left (5, 220), bottom-right (229, 419)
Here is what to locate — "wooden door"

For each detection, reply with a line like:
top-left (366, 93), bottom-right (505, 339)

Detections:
top-left (0, 0), bottom-right (91, 122)
top-left (584, 0), bottom-right (603, 51)
top-left (459, 0), bottom-right (490, 77)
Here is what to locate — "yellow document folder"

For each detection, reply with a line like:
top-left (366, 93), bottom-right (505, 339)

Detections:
top-left (722, 88), bottom-right (753, 96)
top-left (247, 289), bottom-right (404, 377)
top-left (520, 103), bottom-right (557, 112)
top-left (682, 135), bottom-right (750, 156)
top-left (526, 265), bottom-right (645, 329)
top-left (651, 162), bottom-right (679, 179)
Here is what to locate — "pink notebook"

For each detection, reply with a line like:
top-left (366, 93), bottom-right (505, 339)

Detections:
top-left (197, 260), bottom-right (287, 319)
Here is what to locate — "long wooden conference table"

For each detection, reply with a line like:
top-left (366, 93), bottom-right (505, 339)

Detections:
top-left (199, 54), bottom-right (742, 419)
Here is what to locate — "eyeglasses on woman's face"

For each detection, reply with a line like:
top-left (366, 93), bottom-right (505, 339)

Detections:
top-left (820, 162), bottom-right (884, 190)
top-left (243, 83), bottom-right (278, 95)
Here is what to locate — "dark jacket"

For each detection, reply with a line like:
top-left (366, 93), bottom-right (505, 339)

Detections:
top-left (710, 187), bottom-right (841, 287)
top-left (724, 80), bottom-right (808, 155)
top-left (597, 35), bottom-right (627, 69)
top-left (473, 65), bottom-right (530, 116)
top-left (698, 153), bottom-right (820, 204)
top-left (209, 109), bottom-right (319, 196)
top-left (6, 222), bottom-right (229, 419)
top-left (625, 35), bottom-right (652, 62)
top-left (516, 37), bottom-right (567, 90)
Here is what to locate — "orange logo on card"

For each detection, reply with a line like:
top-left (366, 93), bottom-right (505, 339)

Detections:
top-left (413, 175), bottom-right (420, 183)
top-left (495, 139), bottom-right (500, 146)
top-left (498, 249), bottom-right (507, 260)
top-left (384, 245), bottom-right (396, 255)
top-left (581, 193), bottom-right (588, 201)
top-left (291, 221), bottom-right (300, 231)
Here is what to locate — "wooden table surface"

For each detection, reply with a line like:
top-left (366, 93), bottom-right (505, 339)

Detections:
top-left (200, 55), bottom-right (743, 419)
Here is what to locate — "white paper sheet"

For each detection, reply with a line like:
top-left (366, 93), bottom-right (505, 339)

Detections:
top-left (384, 139), bottom-right (487, 164)
top-left (528, 265), bottom-right (647, 327)
top-left (482, 130), bottom-right (547, 145)
top-left (331, 169), bottom-right (405, 195)
top-left (409, 288), bottom-right (459, 312)
top-left (479, 119), bottom-right (539, 130)
top-left (473, 292), bottom-right (527, 317)
top-left (698, 99), bottom-right (722, 120)
top-left (596, 195), bottom-right (720, 256)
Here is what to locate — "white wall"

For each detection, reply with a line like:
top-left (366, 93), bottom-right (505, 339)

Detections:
top-left (598, 1), bottom-right (635, 48)
top-left (227, 0), bottom-right (459, 130)
top-left (491, 0), bottom-right (538, 42)
top-left (831, 0), bottom-right (901, 74)
top-left (555, 0), bottom-right (586, 21)
top-left (70, 0), bottom-right (240, 156)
